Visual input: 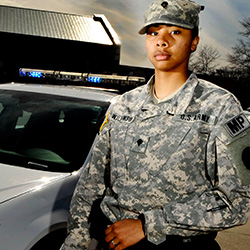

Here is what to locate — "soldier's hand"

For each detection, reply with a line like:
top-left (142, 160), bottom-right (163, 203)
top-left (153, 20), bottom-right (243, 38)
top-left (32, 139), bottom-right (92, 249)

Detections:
top-left (105, 219), bottom-right (145, 250)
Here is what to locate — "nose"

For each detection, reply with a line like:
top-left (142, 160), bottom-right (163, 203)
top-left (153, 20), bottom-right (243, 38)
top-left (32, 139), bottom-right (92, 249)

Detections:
top-left (156, 36), bottom-right (169, 47)
top-left (157, 42), bottom-right (167, 47)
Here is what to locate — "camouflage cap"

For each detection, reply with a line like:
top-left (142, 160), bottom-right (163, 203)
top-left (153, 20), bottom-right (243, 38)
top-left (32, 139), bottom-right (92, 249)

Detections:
top-left (139, 0), bottom-right (204, 34)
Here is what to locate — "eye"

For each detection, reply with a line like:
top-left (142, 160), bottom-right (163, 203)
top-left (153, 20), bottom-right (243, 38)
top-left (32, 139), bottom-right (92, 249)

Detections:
top-left (171, 30), bottom-right (181, 35)
top-left (147, 31), bottom-right (158, 36)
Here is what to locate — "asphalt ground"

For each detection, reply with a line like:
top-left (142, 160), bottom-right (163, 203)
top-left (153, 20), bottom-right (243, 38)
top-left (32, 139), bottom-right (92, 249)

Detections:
top-left (217, 219), bottom-right (250, 250)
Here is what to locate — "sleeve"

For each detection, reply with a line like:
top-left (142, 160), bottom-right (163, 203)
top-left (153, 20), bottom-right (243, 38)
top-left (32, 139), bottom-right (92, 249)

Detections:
top-left (61, 113), bottom-right (111, 250)
top-left (143, 96), bottom-right (250, 245)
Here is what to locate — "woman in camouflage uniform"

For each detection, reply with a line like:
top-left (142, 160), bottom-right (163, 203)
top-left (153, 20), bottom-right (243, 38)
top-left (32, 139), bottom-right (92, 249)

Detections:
top-left (61, 1), bottom-right (250, 249)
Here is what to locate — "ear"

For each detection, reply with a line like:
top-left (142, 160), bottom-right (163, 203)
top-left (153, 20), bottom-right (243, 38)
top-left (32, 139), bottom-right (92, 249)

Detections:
top-left (191, 36), bottom-right (200, 52)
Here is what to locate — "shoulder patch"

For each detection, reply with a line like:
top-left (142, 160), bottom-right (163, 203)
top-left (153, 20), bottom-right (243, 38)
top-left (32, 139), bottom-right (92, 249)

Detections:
top-left (100, 111), bottom-right (110, 131)
top-left (224, 114), bottom-right (250, 137)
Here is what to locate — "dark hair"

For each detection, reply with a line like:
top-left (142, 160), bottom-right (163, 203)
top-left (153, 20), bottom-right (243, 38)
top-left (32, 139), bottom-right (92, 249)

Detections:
top-left (191, 26), bottom-right (199, 41)
top-left (190, 26), bottom-right (199, 53)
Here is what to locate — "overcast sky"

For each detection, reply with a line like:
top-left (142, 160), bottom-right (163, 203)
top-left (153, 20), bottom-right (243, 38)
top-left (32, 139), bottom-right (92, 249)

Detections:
top-left (1, 0), bottom-right (249, 68)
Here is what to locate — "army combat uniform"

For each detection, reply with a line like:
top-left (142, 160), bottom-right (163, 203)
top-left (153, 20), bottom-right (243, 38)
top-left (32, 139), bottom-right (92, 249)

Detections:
top-left (62, 73), bottom-right (250, 249)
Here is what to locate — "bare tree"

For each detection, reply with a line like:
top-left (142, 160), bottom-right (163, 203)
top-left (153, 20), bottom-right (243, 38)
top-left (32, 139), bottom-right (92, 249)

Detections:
top-left (239, 17), bottom-right (250, 37)
top-left (189, 44), bottom-right (220, 74)
top-left (228, 17), bottom-right (250, 78)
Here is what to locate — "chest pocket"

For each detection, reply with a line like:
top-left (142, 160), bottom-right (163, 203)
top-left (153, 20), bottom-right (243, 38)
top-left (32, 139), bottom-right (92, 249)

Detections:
top-left (127, 118), bottom-right (192, 178)
top-left (147, 121), bottom-right (191, 176)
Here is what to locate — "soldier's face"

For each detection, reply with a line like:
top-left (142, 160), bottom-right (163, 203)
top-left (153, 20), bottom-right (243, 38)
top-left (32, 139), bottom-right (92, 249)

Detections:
top-left (145, 25), bottom-right (199, 73)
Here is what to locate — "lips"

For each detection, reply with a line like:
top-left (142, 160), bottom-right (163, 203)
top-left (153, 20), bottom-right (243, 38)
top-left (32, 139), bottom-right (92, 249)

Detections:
top-left (154, 51), bottom-right (171, 61)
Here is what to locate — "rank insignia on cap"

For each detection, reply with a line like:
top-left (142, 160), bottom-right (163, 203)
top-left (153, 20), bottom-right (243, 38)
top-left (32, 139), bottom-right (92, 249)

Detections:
top-left (224, 114), bottom-right (250, 137)
top-left (161, 1), bottom-right (168, 8)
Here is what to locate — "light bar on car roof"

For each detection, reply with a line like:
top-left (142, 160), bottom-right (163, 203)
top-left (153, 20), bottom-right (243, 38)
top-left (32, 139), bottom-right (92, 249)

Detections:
top-left (19, 68), bottom-right (146, 86)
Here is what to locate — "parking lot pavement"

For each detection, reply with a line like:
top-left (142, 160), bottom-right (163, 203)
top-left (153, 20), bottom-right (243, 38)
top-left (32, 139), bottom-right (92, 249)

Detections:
top-left (217, 219), bottom-right (250, 250)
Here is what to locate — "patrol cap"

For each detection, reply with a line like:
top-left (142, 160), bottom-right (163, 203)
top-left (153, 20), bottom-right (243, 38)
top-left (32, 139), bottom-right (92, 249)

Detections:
top-left (139, 0), bottom-right (205, 34)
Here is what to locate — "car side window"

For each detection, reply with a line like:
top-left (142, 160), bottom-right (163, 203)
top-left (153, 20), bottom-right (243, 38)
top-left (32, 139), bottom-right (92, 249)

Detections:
top-left (0, 90), bottom-right (109, 172)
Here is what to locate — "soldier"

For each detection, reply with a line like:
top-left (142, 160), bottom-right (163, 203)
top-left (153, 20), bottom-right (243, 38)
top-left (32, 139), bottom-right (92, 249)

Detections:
top-left (61, 0), bottom-right (250, 249)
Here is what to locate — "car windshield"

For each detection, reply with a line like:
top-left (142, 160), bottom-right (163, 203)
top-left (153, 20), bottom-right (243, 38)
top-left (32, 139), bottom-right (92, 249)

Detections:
top-left (0, 89), bottom-right (109, 172)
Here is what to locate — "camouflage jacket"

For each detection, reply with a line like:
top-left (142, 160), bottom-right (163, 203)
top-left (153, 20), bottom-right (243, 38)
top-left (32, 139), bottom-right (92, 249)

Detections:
top-left (62, 73), bottom-right (250, 249)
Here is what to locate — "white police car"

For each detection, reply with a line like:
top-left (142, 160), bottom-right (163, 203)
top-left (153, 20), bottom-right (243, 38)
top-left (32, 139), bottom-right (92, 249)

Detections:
top-left (0, 83), bottom-right (116, 249)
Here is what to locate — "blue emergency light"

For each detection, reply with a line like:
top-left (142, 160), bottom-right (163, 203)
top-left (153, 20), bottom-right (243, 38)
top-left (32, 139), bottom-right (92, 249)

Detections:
top-left (87, 76), bottom-right (102, 83)
top-left (19, 69), bottom-right (43, 78)
top-left (28, 71), bottom-right (43, 78)
top-left (19, 70), bottom-right (27, 77)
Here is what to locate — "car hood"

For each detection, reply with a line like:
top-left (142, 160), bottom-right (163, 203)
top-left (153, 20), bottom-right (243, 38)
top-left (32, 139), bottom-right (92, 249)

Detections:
top-left (0, 163), bottom-right (70, 204)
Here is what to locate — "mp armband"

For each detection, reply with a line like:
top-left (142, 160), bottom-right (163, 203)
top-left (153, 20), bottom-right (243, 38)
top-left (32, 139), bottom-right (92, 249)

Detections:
top-left (222, 112), bottom-right (250, 185)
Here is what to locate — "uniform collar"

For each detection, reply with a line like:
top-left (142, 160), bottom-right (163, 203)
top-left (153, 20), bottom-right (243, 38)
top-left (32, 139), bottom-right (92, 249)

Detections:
top-left (137, 73), bottom-right (200, 115)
